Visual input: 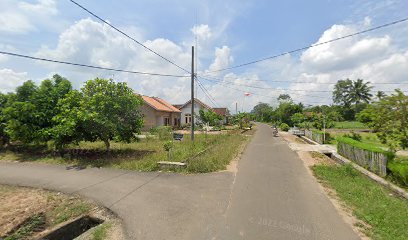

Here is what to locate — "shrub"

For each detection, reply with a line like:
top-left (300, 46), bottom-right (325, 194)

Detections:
top-left (150, 126), bottom-right (172, 140)
top-left (343, 131), bottom-right (362, 142)
top-left (280, 123), bottom-right (290, 132)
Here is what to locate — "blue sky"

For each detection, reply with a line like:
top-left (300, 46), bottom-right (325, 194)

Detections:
top-left (1, 0), bottom-right (408, 111)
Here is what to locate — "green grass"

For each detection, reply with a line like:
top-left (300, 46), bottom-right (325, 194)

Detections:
top-left (5, 213), bottom-right (46, 240)
top-left (0, 131), bottom-right (250, 173)
top-left (332, 121), bottom-right (368, 129)
top-left (336, 137), bottom-right (392, 155)
top-left (91, 222), bottom-right (112, 240)
top-left (312, 164), bottom-right (408, 240)
top-left (50, 201), bottom-right (92, 225)
top-left (328, 132), bottom-right (388, 149)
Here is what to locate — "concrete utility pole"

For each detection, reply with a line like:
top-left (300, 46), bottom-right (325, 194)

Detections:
top-left (191, 46), bottom-right (195, 141)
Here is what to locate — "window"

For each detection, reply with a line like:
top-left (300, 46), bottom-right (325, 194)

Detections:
top-left (185, 114), bottom-right (191, 123)
top-left (164, 117), bottom-right (170, 126)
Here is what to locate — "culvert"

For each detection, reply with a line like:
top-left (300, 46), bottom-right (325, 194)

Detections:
top-left (40, 216), bottom-right (103, 240)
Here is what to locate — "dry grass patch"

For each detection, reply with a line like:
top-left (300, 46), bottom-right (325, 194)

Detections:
top-left (0, 185), bottom-right (121, 240)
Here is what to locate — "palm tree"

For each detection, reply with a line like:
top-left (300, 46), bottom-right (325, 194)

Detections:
top-left (376, 91), bottom-right (386, 101)
top-left (347, 79), bottom-right (373, 105)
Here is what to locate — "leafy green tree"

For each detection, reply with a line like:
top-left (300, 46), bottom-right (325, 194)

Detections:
top-left (290, 113), bottom-right (305, 127)
top-left (0, 93), bottom-right (14, 146)
top-left (251, 102), bottom-right (274, 122)
top-left (3, 76), bottom-right (72, 144)
top-left (311, 113), bottom-right (335, 130)
top-left (333, 79), bottom-right (352, 106)
top-left (275, 101), bottom-right (303, 126)
top-left (198, 109), bottom-right (223, 126)
top-left (358, 89), bottom-right (408, 150)
top-left (277, 94), bottom-right (292, 102)
top-left (53, 78), bottom-right (144, 152)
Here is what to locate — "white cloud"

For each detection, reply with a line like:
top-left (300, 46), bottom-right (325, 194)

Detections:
top-left (0, 69), bottom-right (28, 93)
top-left (191, 24), bottom-right (212, 41)
top-left (19, 0), bottom-right (58, 15)
top-left (301, 24), bottom-right (392, 73)
top-left (0, 0), bottom-right (58, 34)
top-left (208, 46), bottom-right (233, 74)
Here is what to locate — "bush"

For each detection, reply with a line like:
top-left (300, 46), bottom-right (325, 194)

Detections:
top-left (149, 126), bottom-right (172, 140)
top-left (280, 123), bottom-right (290, 132)
top-left (387, 157), bottom-right (408, 187)
top-left (343, 131), bottom-right (362, 141)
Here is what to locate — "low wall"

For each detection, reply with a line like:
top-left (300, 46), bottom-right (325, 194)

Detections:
top-left (337, 139), bottom-right (389, 177)
top-left (304, 130), bottom-right (330, 144)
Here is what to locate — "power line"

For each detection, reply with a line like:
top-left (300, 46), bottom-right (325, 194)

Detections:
top-left (207, 16), bottom-right (408, 73)
top-left (0, 51), bottom-right (189, 77)
top-left (196, 78), bottom-right (219, 107)
top-left (199, 74), bottom-right (408, 85)
top-left (69, 0), bottom-right (190, 74)
top-left (199, 76), bottom-right (402, 93)
top-left (197, 76), bottom-right (330, 104)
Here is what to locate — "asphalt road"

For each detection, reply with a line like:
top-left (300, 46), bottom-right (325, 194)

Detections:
top-left (0, 123), bottom-right (359, 240)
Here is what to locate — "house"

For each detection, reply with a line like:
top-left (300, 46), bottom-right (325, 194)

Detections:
top-left (139, 95), bottom-right (181, 130)
top-left (213, 107), bottom-right (231, 124)
top-left (175, 98), bottom-right (212, 125)
top-left (174, 98), bottom-right (231, 125)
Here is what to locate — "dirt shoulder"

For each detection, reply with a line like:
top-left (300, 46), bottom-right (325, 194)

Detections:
top-left (0, 185), bottom-right (124, 240)
top-left (280, 133), bottom-right (370, 240)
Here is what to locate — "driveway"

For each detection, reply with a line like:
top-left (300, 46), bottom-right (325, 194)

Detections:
top-left (0, 123), bottom-right (359, 239)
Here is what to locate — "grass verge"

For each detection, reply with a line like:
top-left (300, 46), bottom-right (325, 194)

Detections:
top-left (0, 130), bottom-right (251, 173)
top-left (91, 222), bottom-right (112, 240)
top-left (312, 164), bottom-right (408, 240)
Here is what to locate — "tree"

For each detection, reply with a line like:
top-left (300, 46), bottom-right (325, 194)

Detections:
top-left (53, 78), bottom-right (144, 152)
top-left (277, 94), bottom-right (292, 102)
top-left (376, 91), bottom-right (386, 101)
top-left (311, 113), bottom-right (335, 130)
top-left (275, 101), bottom-right (303, 126)
top-left (348, 79), bottom-right (372, 105)
top-left (333, 79), bottom-right (352, 106)
top-left (3, 76), bottom-right (72, 144)
top-left (290, 113), bottom-right (305, 127)
top-left (251, 102), bottom-right (274, 122)
top-left (198, 109), bottom-right (223, 126)
top-left (332, 79), bottom-right (372, 120)
top-left (358, 89), bottom-right (408, 150)
top-left (0, 93), bottom-right (14, 146)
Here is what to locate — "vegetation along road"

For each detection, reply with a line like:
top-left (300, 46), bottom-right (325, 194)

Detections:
top-left (0, 123), bottom-right (360, 239)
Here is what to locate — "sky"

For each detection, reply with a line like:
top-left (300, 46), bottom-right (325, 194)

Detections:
top-left (1, 0), bottom-right (408, 112)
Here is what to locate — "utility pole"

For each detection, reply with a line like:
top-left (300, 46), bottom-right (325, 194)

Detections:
top-left (323, 114), bottom-right (326, 144)
top-left (191, 46), bottom-right (195, 141)
top-left (235, 102), bottom-right (238, 114)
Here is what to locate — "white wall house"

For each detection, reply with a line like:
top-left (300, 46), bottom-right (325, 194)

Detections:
top-left (174, 98), bottom-right (212, 125)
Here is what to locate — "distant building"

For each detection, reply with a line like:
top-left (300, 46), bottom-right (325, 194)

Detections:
top-left (174, 98), bottom-right (231, 125)
top-left (174, 98), bottom-right (212, 125)
top-left (212, 107), bottom-right (231, 124)
top-left (139, 95), bottom-right (181, 130)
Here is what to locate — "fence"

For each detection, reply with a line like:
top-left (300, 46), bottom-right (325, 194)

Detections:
top-left (304, 129), bottom-right (330, 144)
top-left (337, 137), bottom-right (390, 177)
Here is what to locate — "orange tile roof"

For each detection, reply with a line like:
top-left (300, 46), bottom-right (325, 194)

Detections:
top-left (141, 95), bottom-right (181, 113)
top-left (213, 108), bottom-right (230, 116)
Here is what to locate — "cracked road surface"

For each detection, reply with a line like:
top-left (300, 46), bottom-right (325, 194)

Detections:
top-left (0, 123), bottom-right (359, 239)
